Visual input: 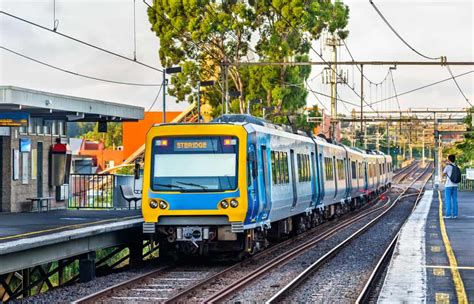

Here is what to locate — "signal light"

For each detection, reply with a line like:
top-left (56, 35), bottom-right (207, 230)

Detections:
top-left (224, 139), bottom-right (236, 145)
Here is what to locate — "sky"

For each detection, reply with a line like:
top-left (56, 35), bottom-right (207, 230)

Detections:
top-left (0, 0), bottom-right (473, 114)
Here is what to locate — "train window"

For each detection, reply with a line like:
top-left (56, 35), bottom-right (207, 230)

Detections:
top-left (284, 152), bottom-right (289, 183)
top-left (297, 154), bottom-right (302, 181)
top-left (297, 154), bottom-right (311, 182)
top-left (306, 155), bottom-right (310, 181)
top-left (275, 152), bottom-right (283, 184)
top-left (337, 159), bottom-right (345, 180)
top-left (351, 161), bottom-right (357, 179)
top-left (324, 157), bottom-right (334, 181)
top-left (271, 151), bottom-right (277, 184)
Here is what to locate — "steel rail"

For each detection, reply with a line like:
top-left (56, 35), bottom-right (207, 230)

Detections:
top-left (265, 164), bottom-right (432, 303)
top-left (355, 166), bottom-right (433, 303)
top-left (72, 164), bottom-right (415, 304)
top-left (168, 195), bottom-right (391, 303)
top-left (72, 265), bottom-right (173, 304)
top-left (199, 164), bottom-right (426, 304)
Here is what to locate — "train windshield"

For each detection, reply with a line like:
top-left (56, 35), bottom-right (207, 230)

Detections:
top-left (151, 136), bottom-right (238, 192)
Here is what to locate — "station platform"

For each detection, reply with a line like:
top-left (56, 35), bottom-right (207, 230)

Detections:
top-left (0, 209), bottom-right (141, 243)
top-left (0, 209), bottom-right (143, 275)
top-left (379, 189), bottom-right (473, 303)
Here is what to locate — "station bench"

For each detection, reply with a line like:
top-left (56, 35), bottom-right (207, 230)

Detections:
top-left (26, 196), bottom-right (54, 212)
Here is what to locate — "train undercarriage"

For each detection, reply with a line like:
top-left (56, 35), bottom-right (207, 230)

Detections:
top-left (150, 188), bottom-right (388, 258)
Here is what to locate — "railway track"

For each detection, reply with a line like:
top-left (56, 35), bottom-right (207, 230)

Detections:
top-left (355, 165), bottom-right (433, 303)
top-left (73, 163), bottom-right (423, 304)
top-left (265, 163), bottom-right (433, 303)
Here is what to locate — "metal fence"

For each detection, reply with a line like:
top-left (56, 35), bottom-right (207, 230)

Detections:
top-left (459, 174), bottom-right (474, 192)
top-left (69, 174), bottom-right (115, 208)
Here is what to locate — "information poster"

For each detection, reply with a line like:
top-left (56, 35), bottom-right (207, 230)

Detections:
top-left (22, 152), bottom-right (29, 184)
top-left (466, 168), bottom-right (474, 180)
top-left (31, 148), bottom-right (37, 180)
top-left (13, 149), bottom-right (19, 180)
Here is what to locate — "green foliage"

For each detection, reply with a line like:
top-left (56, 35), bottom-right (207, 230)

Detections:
top-left (146, 0), bottom-right (349, 121)
top-left (81, 122), bottom-right (123, 149)
top-left (443, 108), bottom-right (474, 171)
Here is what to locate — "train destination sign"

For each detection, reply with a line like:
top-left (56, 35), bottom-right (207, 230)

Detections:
top-left (0, 113), bottom-right (28, 127)
top-left (174, 139), bottom-right (216, 152)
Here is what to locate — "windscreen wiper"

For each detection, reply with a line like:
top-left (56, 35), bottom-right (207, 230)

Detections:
top-left (176, 181), bottom-right (209, 190)
top-left (154, 183), bottom-right (185, 190)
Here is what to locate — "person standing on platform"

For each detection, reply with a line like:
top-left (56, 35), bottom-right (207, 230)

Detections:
top-left (442, 154), bottom-right (461, 219)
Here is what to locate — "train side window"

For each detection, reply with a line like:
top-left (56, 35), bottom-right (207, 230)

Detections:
top-left (271, 151), bottom-right (276, 184)
top-left (297, 154), bottom-right (302, 181)
top-left (351, 161), bottom-right (357, 179)
top-left (305, 155), bottom-right (311, 182)
top-left (337, 159), bottom-right (345, 180)
top-left (275, 152), bottom-right (283, 184)
top-left (324, 157), bottom-right (334, 181)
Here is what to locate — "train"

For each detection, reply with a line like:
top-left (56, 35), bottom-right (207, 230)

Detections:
top-left (141, 114), bottom-right (393, 256)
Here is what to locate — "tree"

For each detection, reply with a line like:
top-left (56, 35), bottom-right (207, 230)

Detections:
top-left (146, 0), bottom-right (349, 122)
top-left (443, 109), bottom-right (474, 171)
top-left (81, 123), bottom-right (123, 149)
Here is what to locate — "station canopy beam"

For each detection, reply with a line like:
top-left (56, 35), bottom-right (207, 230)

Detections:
top-left (0, 86), bottom-right (144, 122)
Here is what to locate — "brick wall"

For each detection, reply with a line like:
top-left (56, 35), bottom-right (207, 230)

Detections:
top-left (1, 128), bottom-right (66, 212)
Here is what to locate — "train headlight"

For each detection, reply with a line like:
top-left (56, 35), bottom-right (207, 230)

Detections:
top-left (149, 200), bottom-right (158, 209)
top-left (220, 200), bottom-right (229, 209)
top-left (159, 200), bottom-right (168, 209)
top-left (230, 199), bottom-right (239, 208)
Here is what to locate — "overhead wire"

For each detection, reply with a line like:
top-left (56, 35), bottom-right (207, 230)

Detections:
top-left (369, 70), bottom-right (474, 106)
top-left (0, 45), bottom-right (162, 87)
top-left (369, 0), bottom-right (441, 61)
top-left (268, 3), bottom-right (378, 114)
top-left (147, 84), bottom-right (164, 111)
top-left (0, 10), bottom-right (164, 72)
top-left (446, 65), bottom-right (473, 107)
top-left (389, 69), bottom-right (402, 111)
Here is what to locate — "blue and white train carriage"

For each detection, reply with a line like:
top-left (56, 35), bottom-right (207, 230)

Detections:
top-left (141, 115), bottom-right (392, 255)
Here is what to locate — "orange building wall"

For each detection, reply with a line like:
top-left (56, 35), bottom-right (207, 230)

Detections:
top-left (122, 111), bottom-right (182, 160)
top-left (78, 149), bottom-right (124, 172)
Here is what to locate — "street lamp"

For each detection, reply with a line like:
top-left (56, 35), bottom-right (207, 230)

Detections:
top-left (162, 66), bottom-right (182, 122)
top-left (197, 80), bottom-right (215, 122)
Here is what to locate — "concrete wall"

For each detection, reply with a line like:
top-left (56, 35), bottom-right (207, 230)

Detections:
top-left (1, 128), bottom-right (67, 212)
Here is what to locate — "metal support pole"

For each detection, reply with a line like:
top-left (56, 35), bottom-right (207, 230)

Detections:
top-left (422, 129), bottom-right (425, 167)
top-left (387, 121), bottom-right (390, 156)
top-left (221, 64), bottom-right (225, 115)
top-left (225, 64), bottom-right (229, 114)
top-left (360, 64), bottom-right (364, 146)
top-left (22, 268), bottom-right (30, 298)
top-left (79, 252), bottom-right (96, 283)
top-left (129, 243), bottom-right (143, 268)
top-left (197, 81), bottom-right (201, 122)
top-left (162, 69), bottom-right (166, 122)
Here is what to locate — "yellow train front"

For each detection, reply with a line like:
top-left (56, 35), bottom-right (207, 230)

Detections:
top-left (141, 123), bottom-right (250, 255)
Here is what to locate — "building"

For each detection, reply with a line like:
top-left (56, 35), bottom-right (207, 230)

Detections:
top-left (0, 86), bottom-right (143, 212)
top-left (122, 111), bottom-right (182, 160)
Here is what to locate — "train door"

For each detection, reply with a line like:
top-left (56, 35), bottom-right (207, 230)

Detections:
top-left (259, 145), bottom-right (271, 220)
top-left (318, 153), bottom-right (325, 202)
top-left (333, 156), bottom-right (337, 198)
top-left (345, 158), bottom-right (350, 198)
top-left (290, 149), bottom-right (297, 208)
top-left (246, 144), bottom-right (259, 222)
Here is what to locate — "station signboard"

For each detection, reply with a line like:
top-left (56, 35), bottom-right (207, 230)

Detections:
top-left (0, 112), bottom-right (29, 127)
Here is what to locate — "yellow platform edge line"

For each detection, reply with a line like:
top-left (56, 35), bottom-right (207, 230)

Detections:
top-left (438, 190), bottom-right (469, 303)
top-left (0, 215), bottom-right (141, 241)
